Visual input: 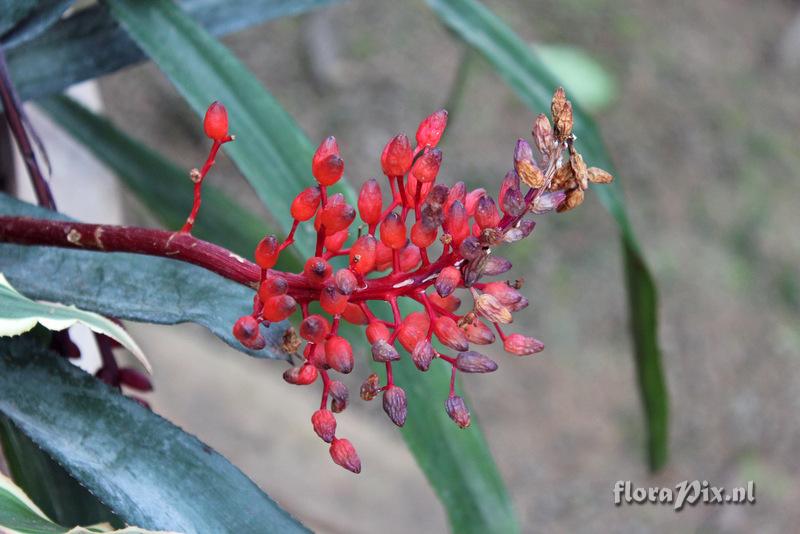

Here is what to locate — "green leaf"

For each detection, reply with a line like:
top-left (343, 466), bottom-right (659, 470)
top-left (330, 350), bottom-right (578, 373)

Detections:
top-left (107, 1), bottom-right (518, 530)
top-left (0, 273), bottom-right (151, 373)
top-left (532, 44), bottom-right (617, 112)
top-left (7, 0), bottom-right (341, 102)
top-left (426, 0), bottom-right (668, 470)
top-left (0, 0), bottom-right (74, 49)
top-left (0, 335), bottom-right (308, 533)
top-left (36, 95), bottom-right (294, 266)
top-left (0, 193), bottom-right (289, 361)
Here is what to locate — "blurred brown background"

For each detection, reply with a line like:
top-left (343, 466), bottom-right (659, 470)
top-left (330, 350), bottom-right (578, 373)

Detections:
top-left (19, 0), bottom-right (800, 532)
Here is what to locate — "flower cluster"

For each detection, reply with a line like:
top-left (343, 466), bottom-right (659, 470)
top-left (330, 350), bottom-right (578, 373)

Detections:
top-left (190, 88), bottom-right (612, 474)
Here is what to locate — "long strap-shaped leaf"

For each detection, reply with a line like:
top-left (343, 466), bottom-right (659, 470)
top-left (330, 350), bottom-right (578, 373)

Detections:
top-left (0, 336), bottom-right (308, 533)
top-left (106, 1), bottom-right (518, 531)
top-left (426, 0), bottom-right (668, 470)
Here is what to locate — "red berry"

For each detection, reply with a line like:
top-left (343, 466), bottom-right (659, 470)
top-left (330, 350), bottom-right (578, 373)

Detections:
top-left (366, 321), bottom-right (391, 344)
top-left (258, 274), bottom-right (288, 301)
top-left (261, 294), bottom-right (297, 322)
top-left (291, 186), bottom-right (322, 221)
top-left (503, 333), bottom-right (545, 355)
top-left (379, 212), bottom-right (406, 250)
top-left (303, 256), bottom-right (332, 284)
top-left (203, 101), bottom-right (228, 141)
top-left (254, 235), bottom-right (280, 269)
top-left (299, 314), bottom-right (331, 343)
top-left (410, 147), bottom-right (442, 183)
top-left (324, 228), bottom-right (349, 252)
top-left (358, 178), bottom-right (383, 225)
top-left (445, 395), bottom-right (471, 428)
top-left (283, 363), bottom-right (318, 385)
top-left (475, 196), bottom-right (501, 229)
top-left (410, 221), bottom-right (437, 248)
top-left (314, 154), bottom-right (344, 186)
top-left (341, 302), bottom-right (368, 325)
top-left (434, 266), bottom-right (461, 297)
top-left (416, 109), bottom-right (448, 147)
top-left (320, 283), bottom-right (348, 315)
top-left (319, 194), bottom-right (356, 233)
top-left (349, 235), bottom-right (377, 275)
top-left (397, 311), bottom-right (430, 352)
top-left (381, 134), bottom-right (413, 176)
top-left (382, 386), bottom-right (407, 427)
top-left (433, 316), bottom-right (469, 352)
top-left (329, 437), bottom-right (361, 474)
top-left (311, 409), bottom-right (337, 442)
top-left (325, 335), bottom-right (354, 374)
top-left (233, 315), bottom-right (260, 344)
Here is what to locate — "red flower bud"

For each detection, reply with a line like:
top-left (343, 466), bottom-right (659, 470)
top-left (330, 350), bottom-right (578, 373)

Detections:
top-left (371, 339), bottom-right (400, 362)
top-left (433, 316), bottom-right (470, 352)
top-left (379, 212), bottom-right (407, 250)
top-left (444, 181), bottom-right (466, 215)
top-left (366, 322), bottom-right (391, 344)
top-left (349, 235), bottom-right (377, 275)
top-left (291, 186), bottom-right (322, 221)
top-left (500, 187), bottom-right (525, 217)
top-left (503, 333), bottom-right (545, 355)
top-left (444, 200), bottom-right (469, 245)
top-left (382, 385), bottom-right (407, 427)
top-left (375, 242), bottom-right (393, 272)
top-left (319, 194), bottom-right (356, 233)
top-left (360, 373), bottom-right (381, 401)
top-left (462, 319), bottom-right (495, 345)
top-left (341, 302), bottom-right (368, 325)
top-left (455, 351), bottom-right (498, 373)
top-left (403, 172), bottom-right (434, 208)
top-left (381, 134), bottom-right (413, 176)
top-left (416, 109), bottom-right (448, 147)
top-left (325, 335), bottom-right (354, 374)
top-left (305, 342), bottom-right (327, 369)
top-left (329, 437), bottom-right (361, 474)
top-left (475, 196), bottom-right (501, 229)
top-left (283, 363), bottom-right (318, 385)
top-left (498, 170), bottom-right (520, 208)
top-left (435, 266), bottom-right (461, 297)
top-left (396, 311), bottom-right (430, 352)
top-left (458, 236), bottom-right (482, 260)
top-left (411, 340), bottom-right (434, 371)
top-left (261, 294), bottom-right (297, 322)
top-left (313, 154), bottom-right (345, 186)
top-left (410, 147), bottom-right (442, 183)
top-left (398, 243), bottom-right (421, 272)
top-left (311, 409), bottom-right (337, 442)
top-left (254, 235), bottom-right (280, 269)
top-left (303, 256), bottom-right (333, 284)
top-left (334, 268), bottom-right (357, 296)
top-left (320, 283), bottom-right (349, 315)
top-left (118, 367), bottom-right (153, 392)
top-left (355, 180), bottom-right (382, 229)
top-left (410, 220), bottom-right (438, 248)
top-left (445, 395), bottom-right (471, 428)
top-left (483, 256), bottom-right (512, 276)
top-left (299, 314), bottom-right (331, 343)
top-left (258, 274), bottom-right (288, 301)
top-left (203, 101), bottom-right (228, 141)
top-left (428, 293), bottom-right (461, 313)
top-left (329, 380), bottom-right (349, 413)
top-left (324, 229), bottom-right (349, 252)
top-left (465, 188), bottom-right (486, 216)
top-left (233, 315), bottom-right (260, 344)
top-left (482, 281), bottom-right (523, 307)
top-left (312, 137), bottom-right (340, 180)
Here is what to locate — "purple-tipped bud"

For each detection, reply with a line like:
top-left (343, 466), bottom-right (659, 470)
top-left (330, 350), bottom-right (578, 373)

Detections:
top-left (283, 364), bottom-right (318, 385)
top-left (382, 386), bottom-right (408, 427)
top-left (242, 333), bottom-right (267, 350)
top-left (330, 438), bottom-right (361, 474)
top-left (371, 339), bottom-right (400, 362)
top-left (118, 368), bottom-right (153, 392)
top-left (503, 219), bottom-right (535, 243)
top-left (455, 351), bottom-right (498, 373)
top-left (312, 409), bottom-right (337, 442)
top-left (483, 256), bottom-right (512, 276)
top-left (482, 281), bottom-right (523, 307)
top-left (501, 187), bottom-right (526, 217)
top-left (333, 268), bottom-right (358, 295)
top-left (329, 380), bottom-right (349, 413)
top-left (381, 134), bottom-right (413, 177)
top-left (445, 395), bottom-right (471, 428)
top-left (458, 236), bottom-right (483, 260)
top-left (503, 333), bottom-right (545, 355)
top-left (508, 296), bottom-right (529, 312)
top-left (462, 320), bottom-right (496, 345)
top-left (474, 195), bottom-right (501, 229)
top-left (412, 340), bottom-right (435, 371)
top-left (532, 191), bottom-right (567, 213)
top-left (435, 266), bottom-right (461, 297)
top-left (360, 373), bottom-right (381, 401)
top-left (433, 316), bottom-right (470, 352)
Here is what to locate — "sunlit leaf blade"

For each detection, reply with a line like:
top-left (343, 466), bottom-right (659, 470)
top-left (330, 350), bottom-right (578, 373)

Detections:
top-left (106, 1), bottom-right (518, 530)
top-left (0, 193), bottom-right (289, 361)
top-left (0, 335), bottom-right (308, 533)
top-left (7, 0), bottom-right (341, 101)
top-left (36, 95), bottom-right (299, 267)
top-left (0, 273), bottom-right (151, 373)
top-left (427, 0), bottom-right (668, 470)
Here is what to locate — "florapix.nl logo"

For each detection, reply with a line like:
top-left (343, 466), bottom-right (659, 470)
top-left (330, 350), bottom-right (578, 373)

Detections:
top-left (613, 480), bottom-right (756, 511)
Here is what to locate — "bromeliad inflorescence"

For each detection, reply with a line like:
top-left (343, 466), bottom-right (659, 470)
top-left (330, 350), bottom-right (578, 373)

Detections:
top-left (187, 88), bottom-right (612, 474)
